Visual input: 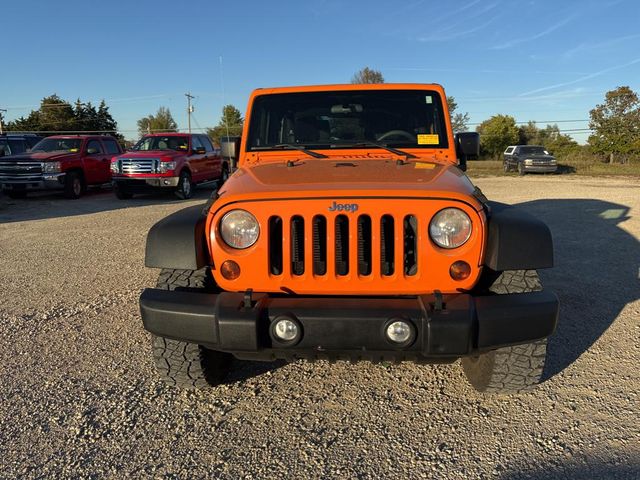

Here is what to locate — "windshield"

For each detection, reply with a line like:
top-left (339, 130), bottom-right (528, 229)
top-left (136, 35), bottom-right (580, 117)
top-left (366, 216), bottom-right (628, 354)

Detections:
top-left (247, 89), bottom-right (449, 152)
top-left (520, 146), bottom-right (550, 155)
top-left (31, 138), bottom-right (82, 153)
top-left (132, 135), bottom-right (189, 152)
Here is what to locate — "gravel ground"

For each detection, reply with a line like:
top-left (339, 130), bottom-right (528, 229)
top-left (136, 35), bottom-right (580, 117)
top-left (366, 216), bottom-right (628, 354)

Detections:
top-left (0, 176), bottom-right (638, 479)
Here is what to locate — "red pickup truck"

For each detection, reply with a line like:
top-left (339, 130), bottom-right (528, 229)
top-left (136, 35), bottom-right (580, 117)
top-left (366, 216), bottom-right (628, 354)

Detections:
top-left (110, 133), bottom-right (228, 200)
top-left (0, 135), bottom-right (122, 199)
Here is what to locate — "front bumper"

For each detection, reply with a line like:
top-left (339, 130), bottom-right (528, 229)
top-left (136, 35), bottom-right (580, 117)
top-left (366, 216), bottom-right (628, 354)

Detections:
top-left (113, 176), bottom-right (179, 191)
top-left (524, 164), bottom-right (557, 173)
top-left (0, 173), bottom-right (65, 191)
top-left (139, 289), bottom-right (559, 362)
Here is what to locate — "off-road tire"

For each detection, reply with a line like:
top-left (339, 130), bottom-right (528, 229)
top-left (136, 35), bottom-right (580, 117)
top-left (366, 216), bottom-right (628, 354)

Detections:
top-left (175, 171), bottom-right (193, 200)
top-left (114, 183), bottom-right (133, 200)
top-left (64, 171), bottom-right (84, 199)
top-left (151, 268), bottom-right (231, 388)
top-left (462, 270), bottom-right (547, 393)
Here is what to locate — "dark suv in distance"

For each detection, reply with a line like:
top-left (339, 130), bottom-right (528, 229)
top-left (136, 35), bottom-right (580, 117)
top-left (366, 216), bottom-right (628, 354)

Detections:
top-left (0, 134), bottom-right (42, 157)
top-left (503, 145), bottom-right (558, 175)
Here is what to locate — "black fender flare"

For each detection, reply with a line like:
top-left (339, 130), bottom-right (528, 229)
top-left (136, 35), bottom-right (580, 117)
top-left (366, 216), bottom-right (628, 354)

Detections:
top-left (145, 205), bottom-right (210, 270)
top-left (484, 202), bottom-right (554, 271)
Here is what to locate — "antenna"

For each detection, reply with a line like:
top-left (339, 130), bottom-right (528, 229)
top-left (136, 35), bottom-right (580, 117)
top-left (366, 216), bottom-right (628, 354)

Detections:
top-left (185, 92), bottom-right (195, 133)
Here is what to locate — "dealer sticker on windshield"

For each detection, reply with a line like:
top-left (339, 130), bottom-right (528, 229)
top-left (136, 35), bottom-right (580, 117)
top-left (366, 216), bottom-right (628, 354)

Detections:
top-left (417, 134), bottom-right (439, 145)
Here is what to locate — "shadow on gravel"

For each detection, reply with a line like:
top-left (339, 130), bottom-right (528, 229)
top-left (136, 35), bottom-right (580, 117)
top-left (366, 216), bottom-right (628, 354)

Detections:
top-left (0, 182), bottom-right (219, 224)
top-left (224, 360), bottom-right (287, 384)
top-left (499, 458), bottom-right (639, 480)
top-left (515, 199), bottom-right (639, 381)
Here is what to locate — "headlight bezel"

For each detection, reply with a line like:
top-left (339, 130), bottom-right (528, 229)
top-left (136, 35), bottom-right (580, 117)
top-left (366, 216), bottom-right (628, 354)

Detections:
top-left (428, 207), bottom-right (472, 249)
top-left (218, 209), bottom-right (260, 250)
top-left (42, 161), bottom-right (62, 173)
top-left (158, 160), bottom-right (177, 173)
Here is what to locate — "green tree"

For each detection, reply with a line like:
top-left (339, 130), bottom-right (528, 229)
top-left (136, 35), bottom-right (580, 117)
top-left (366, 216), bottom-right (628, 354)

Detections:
top-left (476, 114), bottom-right (520, 159)
top-left (447, 96), bottom-right (470, 133)
top-left (351, 67), bottom-right (385, 84)
top-left (137, 107), bottom-right (178, 136)
top-left (207, 105), bottom-right (244, 146)
top-left (588, 86), bottom-right (640, 163)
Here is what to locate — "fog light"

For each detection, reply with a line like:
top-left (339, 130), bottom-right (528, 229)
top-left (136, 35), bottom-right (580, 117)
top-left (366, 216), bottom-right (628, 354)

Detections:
top-left (220, 260), bottom-right (240, 280)
top-left (271, 316), bottom-right (302, 345)
top-left (449, 260), bottom-right (471, 281)
top-left (385, 319), bottom-right (414, 345)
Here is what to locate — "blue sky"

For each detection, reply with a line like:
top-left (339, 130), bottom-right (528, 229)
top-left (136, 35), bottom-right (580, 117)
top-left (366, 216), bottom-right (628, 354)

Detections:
top-left (2, 0), bottom-right (639, 142)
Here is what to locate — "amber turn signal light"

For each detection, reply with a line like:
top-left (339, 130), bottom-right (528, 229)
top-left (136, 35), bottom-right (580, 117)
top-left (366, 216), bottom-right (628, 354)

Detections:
top-left (220, 260), bottom-right (241, 280)
top-left (449, 261), bottom-right (471, 281)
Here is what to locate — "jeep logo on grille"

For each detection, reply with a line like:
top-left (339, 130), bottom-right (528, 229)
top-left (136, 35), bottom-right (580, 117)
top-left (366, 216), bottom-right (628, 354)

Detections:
top-left (328, 201), bottom-right (359, 213)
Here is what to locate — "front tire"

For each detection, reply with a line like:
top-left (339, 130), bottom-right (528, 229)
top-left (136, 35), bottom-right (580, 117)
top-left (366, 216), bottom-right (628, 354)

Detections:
top-left (64, 171), bottom-right (84, 199)
top-left (175, 171), bottom-right (193, 199)
top-left (114, 183), bottom-right (133, 200)
top-left (462, 270), bottom-right (548, 393)
top-left (151, 268), bottom-right (231, 388)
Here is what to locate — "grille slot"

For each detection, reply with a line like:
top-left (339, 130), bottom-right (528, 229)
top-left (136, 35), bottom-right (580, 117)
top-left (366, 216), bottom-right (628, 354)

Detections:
top-left (380, 215), bottom-right (395, 276)
top-left (357, 215), bottom-right (372, 276)
top-left (290, 216), bottom-right (305, 276)
top-left (268, 216), bottom-right (283, 275)
top-left (120, 158), bottom-right (158, 174)
top-left (403, 215), bottom-right (418, 276)
top-left (335, 215), bottom-right (349, 276)
top-left (312, 216), bottom-right (327, 275)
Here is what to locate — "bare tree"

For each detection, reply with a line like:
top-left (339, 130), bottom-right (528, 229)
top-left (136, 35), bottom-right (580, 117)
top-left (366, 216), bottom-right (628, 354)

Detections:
top-left (351, 67), bottom-right (385, 84)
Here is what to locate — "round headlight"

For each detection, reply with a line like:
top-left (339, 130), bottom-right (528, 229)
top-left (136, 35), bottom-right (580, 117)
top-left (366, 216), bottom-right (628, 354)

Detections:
top-left (429, 208), bottom-right (472, 249)
top-left (219, 209), bottom-right (260, 249)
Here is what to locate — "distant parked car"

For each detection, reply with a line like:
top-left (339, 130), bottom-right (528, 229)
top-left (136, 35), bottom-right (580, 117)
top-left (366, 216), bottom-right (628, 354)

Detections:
top-left (110, 133), bottom-right (228, 200)
top-left (503, 145), bottom-right (558, 175)
top-left (0, 135), bottom-right (122, 199)
top-left (0, 133), bottom-right (42, 157)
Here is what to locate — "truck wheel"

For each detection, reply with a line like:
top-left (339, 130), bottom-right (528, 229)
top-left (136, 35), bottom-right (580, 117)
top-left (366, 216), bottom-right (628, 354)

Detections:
top-left (518, 162), bottom-right (526, 176)
top-left (175, 171), bottom-right (193, 199)
top-left (114, 183), bottom-right (133, 200)
top-left (64, 171), bottom-right (84, 199)
top-left (151, 268), bottom-right (231, 388)
top-left (462, 270), bottom-right (548, 393)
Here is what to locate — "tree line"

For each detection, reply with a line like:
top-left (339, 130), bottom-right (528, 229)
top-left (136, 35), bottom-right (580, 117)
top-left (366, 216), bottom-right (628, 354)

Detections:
top-left (4, 68), bottom-right (639, 165)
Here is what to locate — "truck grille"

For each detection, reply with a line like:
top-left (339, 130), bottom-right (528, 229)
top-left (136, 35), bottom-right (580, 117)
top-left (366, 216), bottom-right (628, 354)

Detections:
top-left (119, 158), bottom-right (158, 174)
top-left (0, 161), bottom-right (43, 182)
top-left (268, 213), bottom-right (419, 278)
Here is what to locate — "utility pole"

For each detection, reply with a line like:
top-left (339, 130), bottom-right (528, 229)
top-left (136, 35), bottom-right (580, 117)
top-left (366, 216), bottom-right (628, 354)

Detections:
top-left (185, 93), bottom-right (195, 133)
top-left (0, 108), bottom-right (6, 135)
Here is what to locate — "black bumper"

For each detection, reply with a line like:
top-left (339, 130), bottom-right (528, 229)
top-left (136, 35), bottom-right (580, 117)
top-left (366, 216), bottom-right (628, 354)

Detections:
top-left (113, 177), bottom-right (179, 193)
top-left (139, 290), bottom-right (559, 362)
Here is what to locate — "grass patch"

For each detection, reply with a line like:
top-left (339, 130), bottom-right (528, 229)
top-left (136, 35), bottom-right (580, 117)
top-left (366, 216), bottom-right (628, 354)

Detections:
top-left (466, 158), bottom-right (640, 178)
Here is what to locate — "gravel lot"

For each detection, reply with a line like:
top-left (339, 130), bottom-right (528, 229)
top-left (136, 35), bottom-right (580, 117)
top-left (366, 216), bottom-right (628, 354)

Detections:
top-left (0, 176), bottom-right (638, 479)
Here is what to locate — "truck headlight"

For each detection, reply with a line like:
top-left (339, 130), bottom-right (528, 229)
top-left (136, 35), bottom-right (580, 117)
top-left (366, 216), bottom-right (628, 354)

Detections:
top-left (524, 159), bottom-right (534, 165)
top-left (110, 160), bottom-right (120, 174)
top-left (219, 210), bottom-right (260, 249)
top-left (429, 208), bottom-right (472, 249)
top-left (42, 161), bottom-right (61, 173)
top-left (158, 161), bottom-right (177, 173)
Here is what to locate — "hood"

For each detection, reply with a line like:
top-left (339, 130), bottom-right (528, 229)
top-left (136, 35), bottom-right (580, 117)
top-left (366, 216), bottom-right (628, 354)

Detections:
top-left (0, 151), bottom-right (79, 162)
top-left (118, 150), bottom-right (185, 159)
top-left (218, 158), bottom-right (481, 208)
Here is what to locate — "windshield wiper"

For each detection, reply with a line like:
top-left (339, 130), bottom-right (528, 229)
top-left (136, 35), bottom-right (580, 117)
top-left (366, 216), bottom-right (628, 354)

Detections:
top-left (253, 144), bottom-right (327, 159)
top-left (333, 141), bottom-right (417, 159)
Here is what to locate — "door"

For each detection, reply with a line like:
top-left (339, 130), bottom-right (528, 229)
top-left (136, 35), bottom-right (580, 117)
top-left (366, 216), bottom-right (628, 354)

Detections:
top-left (188, 135), bottom-right (207, 182)
top-left (200, 135), bottom-right (221, 180)
top-left (83, 139), bottom-right (110, 184)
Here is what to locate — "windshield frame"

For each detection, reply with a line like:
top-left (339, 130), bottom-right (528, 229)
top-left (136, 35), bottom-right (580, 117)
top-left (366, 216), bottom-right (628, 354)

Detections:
top-left (245, 88), bottom-right (450, 154)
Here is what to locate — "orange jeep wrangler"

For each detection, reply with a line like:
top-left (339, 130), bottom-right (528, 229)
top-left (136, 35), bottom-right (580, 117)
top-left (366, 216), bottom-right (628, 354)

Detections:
top-left (140, 84), bottom-right (558, 393)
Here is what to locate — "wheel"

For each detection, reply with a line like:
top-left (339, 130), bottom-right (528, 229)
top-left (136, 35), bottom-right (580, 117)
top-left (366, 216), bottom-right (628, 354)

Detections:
top-left (518, 162), bottom-right (526, 176)
top-left (151, 268), bottom-right (232, 388)
top-left (64, 171), bottom-right (84, 199)
top-left (376, 129), bottom-right (416, 142)
top-left (462, 270), bottom-right (548, 393)
top-left (114, 183), bottom-right (133, 200)
top-left (219, 163), bottom-right (230, 185)
top-left (6, 190), bottom-right (27, 199)
top-left (175, 171), bottom-right (193, 199)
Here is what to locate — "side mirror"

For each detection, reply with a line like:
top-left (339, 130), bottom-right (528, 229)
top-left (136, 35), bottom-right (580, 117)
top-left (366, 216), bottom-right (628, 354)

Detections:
top-left (454, 132), bottom-right (480, 172)
top-left (194, 147), bottom-right (206, 155)
top-left (220, 136), bottom-right (241, 168)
